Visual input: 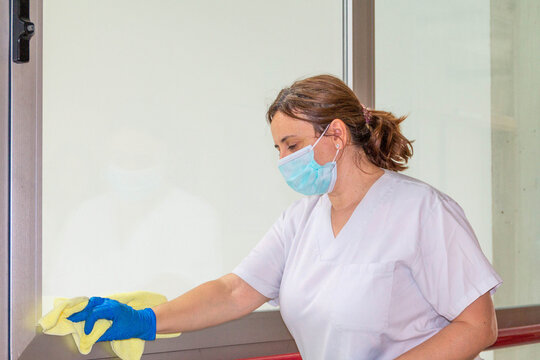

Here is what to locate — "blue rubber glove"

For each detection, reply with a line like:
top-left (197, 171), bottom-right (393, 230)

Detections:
top-left (67, 297), bottom-right (156, 342)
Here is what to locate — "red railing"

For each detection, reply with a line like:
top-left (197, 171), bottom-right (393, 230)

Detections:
top-left (489, 324), bottom-right (540, 349)
top-left (237, 324), bottom-right (540, 360)
top-left (238, 354), bottom-right (301, 360)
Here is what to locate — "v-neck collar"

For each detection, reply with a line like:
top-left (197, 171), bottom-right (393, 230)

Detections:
top-left (319, 168), bottom-right (393, 245)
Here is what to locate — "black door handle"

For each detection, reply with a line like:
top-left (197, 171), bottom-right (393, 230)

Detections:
top-left (12, 0), bottom-right (35, 63)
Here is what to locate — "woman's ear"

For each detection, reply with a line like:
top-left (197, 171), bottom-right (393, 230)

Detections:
top-left (329, 119), bottom-right (348, 148)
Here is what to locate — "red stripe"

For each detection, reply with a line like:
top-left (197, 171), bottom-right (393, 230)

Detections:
top-left (236, 353), bottom-right (302, 360)
top-left (488, 324), bottom-right (540, 349)
top-left (238, 325), bottom-right (540, 359)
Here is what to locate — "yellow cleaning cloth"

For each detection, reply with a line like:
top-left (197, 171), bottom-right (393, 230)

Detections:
top-left (38, 291), bottom-right (181, 360)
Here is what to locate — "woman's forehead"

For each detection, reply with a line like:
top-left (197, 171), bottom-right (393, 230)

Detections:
top-left (270, 112), bottom-right (315, 138)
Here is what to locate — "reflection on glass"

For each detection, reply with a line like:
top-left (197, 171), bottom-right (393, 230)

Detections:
top-left (43, 127), bottom-right (223, 312)
top-left (42, 0), bottom-right (343, 315)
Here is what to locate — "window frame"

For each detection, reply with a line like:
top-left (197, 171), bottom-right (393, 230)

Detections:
top-left (1, 0), bottom-right (10, 358)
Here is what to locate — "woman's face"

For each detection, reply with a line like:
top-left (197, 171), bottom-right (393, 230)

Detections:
top-left (270, 111), bottom-right (338, 164)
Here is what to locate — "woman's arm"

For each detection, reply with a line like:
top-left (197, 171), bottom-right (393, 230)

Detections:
top-left (396, 292), bottom-right (498, 360)
top-left (152, 273), bottom-right (269, 333)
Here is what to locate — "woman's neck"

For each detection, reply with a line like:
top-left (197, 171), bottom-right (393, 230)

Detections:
top-left (328, 150), bottom-right (384, 212)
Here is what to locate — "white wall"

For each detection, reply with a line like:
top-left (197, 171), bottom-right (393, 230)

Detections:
top-left (42, 0), bottom-right (343, 313)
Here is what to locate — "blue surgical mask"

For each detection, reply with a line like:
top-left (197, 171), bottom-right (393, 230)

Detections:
top-left (278, 125), bottom-right (339, 195)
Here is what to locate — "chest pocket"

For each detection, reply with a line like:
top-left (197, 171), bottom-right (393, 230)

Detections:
top-left (330, 261), bottom-right (395, 332)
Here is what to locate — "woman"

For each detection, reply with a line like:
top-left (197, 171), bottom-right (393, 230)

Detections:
top-left (69, 75), bottom-right (503, 359)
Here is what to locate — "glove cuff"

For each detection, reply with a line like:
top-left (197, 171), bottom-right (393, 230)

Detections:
top-left (139, 308), bottom-right (157, 341)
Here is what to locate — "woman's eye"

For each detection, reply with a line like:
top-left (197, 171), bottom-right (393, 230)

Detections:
top-left (288, 144), bottom-right (297, 151)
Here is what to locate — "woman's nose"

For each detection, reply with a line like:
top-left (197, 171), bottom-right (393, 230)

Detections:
top-left (279, 150), bottom-right (291, 160)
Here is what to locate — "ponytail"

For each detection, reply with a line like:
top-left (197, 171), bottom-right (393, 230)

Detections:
top-left (360, 109), bottom-right (414, 172)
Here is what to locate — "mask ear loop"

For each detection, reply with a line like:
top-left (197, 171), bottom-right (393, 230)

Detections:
top-left (313, 124), bottom-right (341, 163)
top-left (313, 124), bottom-right (331, 148)
top-left (332, 144), bottom-right (340, 162)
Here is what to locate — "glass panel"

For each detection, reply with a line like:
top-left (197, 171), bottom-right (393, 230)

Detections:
top-left (376, 0), bottom-right (539, 356)
top-left (42, 0), bottom-right (343, 314)
top-left (375, 0), bottom-right (494, 270)
top-left (491, 0), bottom-right (540, 309)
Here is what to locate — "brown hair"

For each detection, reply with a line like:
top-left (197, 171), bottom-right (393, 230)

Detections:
top-left (267, 74), bottom-right (414, 172)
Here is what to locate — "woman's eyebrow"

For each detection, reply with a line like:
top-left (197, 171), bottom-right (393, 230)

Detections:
top-left (280, 135), bottom-right (296, 143)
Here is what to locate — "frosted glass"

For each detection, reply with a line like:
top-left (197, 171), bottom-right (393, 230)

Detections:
top-left (42, 0), bottom-right (343, 314)
top-left (375, 0), bottom-right (493, 261)
top-left (376, 1), bottom-right (540, 357)
top-left (490, 0), bottom-right (540, 310)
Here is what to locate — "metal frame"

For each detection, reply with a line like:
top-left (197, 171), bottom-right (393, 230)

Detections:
top-left (1, 0), bottom-right (10, 358)
top-left (350, 0), bottom-right (375, 107)
top-left (9, 0), bottom-right (43, 357)
top-left (342, 0), bottom-right (350, 84)
top-left (17, 311), bottom-right (298, 360)
top-left (4, 1), bottom-right (376, 359)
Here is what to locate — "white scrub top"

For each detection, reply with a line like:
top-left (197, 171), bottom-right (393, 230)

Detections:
top-left (233, 168), bottom-right (502, 360)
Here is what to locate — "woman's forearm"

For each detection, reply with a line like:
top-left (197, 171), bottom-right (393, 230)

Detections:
top-left (395, 320), bottom-right (497, 360)
top-left (152, 273), bottom-right (266, 334)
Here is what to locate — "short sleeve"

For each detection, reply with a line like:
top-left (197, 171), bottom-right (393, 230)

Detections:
top-left (232, 210), bottom-right (289, 306)
top-left (410, 194), bottom-right (503, 321)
